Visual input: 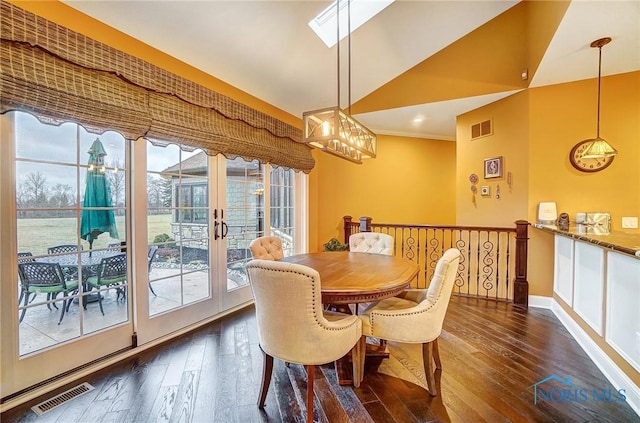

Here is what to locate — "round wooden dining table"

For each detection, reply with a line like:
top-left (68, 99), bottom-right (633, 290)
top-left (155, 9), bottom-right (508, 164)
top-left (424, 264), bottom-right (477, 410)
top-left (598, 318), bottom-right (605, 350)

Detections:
top-left (281, 251), bottom-right (419, 305)
top-left (282, 251), bottom-right (419, 385)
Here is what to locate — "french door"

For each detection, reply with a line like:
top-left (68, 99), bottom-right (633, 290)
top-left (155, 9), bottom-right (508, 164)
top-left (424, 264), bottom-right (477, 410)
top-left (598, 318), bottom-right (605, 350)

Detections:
top-left (133, 140), bottom-right (256, 345)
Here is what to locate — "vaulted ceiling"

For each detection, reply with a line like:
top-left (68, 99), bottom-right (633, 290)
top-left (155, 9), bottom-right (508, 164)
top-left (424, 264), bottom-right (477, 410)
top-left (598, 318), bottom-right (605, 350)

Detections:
top-left (63, 0), bottom-right (640, 141)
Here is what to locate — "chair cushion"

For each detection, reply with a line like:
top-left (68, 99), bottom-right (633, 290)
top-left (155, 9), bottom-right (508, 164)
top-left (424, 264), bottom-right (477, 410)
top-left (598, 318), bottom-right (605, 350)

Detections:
top-left (359, 296), bottom-right (417, 337)
top-left (29, 279), bottom-right (79, 294)
top-left (87, 275), bottom-right (126, 287)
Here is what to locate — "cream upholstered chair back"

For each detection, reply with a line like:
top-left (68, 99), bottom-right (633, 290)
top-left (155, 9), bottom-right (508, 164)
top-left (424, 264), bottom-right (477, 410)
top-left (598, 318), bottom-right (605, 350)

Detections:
top-left (246, 259), bottom-right (365, 420)
top-left (349, 232), bottom-right (394, 255)
top-left (246, 259), bottom-right (362, 365)
top-left (361, 248), bottom-right (460, 343)
top-left (357, 248), bottom-right (461, 395)
top-left (421, 247), bottom-right (461, 334)
top-left (249, 236), bottom-right (284, 261)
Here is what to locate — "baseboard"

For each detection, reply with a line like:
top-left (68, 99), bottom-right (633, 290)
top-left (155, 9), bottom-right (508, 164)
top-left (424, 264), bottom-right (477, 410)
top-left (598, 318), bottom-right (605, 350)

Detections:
top-left (551, 300), bottom-right (640, 417)
top-left (528, 295), bottom-right (553, 309)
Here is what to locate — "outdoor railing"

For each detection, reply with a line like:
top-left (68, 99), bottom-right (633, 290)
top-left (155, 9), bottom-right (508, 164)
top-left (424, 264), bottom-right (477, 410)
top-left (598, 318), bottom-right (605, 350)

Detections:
top-left (343, 216), bottom-right (530, 308)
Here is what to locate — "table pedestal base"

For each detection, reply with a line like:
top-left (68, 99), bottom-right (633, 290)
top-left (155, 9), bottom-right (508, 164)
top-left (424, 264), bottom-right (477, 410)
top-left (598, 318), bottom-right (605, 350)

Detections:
top-left (73, 293), bottom-right (103, 305)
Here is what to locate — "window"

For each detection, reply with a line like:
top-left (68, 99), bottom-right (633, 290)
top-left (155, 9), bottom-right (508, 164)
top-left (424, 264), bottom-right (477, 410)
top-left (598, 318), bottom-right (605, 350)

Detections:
top-left (176, 183), bottom-right (208, 224)
top-left (270, 167), bottom-right (296, 256)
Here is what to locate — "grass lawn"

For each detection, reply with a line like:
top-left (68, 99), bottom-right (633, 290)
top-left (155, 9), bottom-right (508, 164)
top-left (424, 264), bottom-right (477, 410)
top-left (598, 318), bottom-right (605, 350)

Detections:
top-left (17, 213), bottom-right (172, 256)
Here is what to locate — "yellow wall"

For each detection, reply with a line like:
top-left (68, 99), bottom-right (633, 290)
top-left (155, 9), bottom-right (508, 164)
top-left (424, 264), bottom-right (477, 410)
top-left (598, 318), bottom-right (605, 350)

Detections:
top-left (456, 90), bottom-right (530, 227)
top-left (309, 135), bottom-right (457, 252)
top-left (454, 71), bottom-right (640, 297)
top-left (529, 72), bottom-right (640, 297)
top-left (529, 72), bottom-right (640, 226)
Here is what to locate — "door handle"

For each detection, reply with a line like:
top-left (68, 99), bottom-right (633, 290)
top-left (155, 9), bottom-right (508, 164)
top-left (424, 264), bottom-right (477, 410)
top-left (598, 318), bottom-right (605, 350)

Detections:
top-left (219, 209), bottom-right (227, 239)
top-left (213, 208), bottom-right (220, 240)
top-left (214, 221), bottom-right (220, 240)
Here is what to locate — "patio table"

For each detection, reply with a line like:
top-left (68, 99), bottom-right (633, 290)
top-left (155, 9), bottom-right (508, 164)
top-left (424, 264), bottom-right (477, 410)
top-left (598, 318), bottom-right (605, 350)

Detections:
top-left (40, 249), bottom-right (122, 305)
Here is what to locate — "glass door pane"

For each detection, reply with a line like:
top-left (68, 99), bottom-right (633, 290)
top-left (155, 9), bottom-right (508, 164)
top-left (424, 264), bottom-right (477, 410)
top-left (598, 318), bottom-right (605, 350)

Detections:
top-left (14, 113), bottom-right (130, 354)
top-left (146, 144), bottom-right (210, 316)
top-left (270, 166), bottom-right (296, 257)
top-left (221, 157), bottom-right (262, 307)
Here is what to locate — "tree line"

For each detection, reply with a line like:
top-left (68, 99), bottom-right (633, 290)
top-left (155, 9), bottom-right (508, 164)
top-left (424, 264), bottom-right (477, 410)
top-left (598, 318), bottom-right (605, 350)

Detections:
top-left (16, 161), bottom-right (173, 218)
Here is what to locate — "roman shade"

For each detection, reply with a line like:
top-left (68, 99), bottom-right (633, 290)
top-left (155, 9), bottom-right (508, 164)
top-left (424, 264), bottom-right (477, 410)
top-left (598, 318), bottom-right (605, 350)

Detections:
top-left (0, 1), bottom-right (315, 173)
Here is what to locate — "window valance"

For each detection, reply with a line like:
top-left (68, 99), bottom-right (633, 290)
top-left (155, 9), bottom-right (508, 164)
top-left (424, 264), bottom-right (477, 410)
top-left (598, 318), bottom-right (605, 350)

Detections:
top-left (0, 1), bottom-right (315, 173)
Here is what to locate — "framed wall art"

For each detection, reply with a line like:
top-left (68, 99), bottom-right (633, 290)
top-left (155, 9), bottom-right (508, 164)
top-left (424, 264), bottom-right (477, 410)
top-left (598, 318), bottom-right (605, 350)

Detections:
top-left (484, 156), bottom-right (503, 179)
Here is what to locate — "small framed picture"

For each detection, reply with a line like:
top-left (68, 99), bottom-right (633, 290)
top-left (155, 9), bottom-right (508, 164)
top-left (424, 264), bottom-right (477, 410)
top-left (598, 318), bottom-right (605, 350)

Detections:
top-left (484, 156), bottom-right (503, 179)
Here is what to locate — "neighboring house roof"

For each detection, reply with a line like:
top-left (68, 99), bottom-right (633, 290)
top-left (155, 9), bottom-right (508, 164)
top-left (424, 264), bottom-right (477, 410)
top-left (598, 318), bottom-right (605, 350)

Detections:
top-left (162, 151), bottom-right (261, 176)
top-left (162, 151), bottom-right (207, 174)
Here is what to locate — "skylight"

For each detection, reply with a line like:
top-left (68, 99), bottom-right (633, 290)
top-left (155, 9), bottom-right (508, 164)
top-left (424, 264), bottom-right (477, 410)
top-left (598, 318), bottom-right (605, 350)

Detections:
top-left (309, 0), bottom-right (394, 48)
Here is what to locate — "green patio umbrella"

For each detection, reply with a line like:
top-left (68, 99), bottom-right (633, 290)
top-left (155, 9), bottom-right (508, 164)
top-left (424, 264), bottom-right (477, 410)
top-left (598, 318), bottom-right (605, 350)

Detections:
top-left (80, 138), bottom-right (119, 250)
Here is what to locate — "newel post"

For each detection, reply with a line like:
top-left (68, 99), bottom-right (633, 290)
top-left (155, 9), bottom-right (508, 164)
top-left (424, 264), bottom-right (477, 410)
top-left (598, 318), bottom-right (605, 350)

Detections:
top-left (359, 216), bottom-right (372, 233)
top-left (343, 216), bottom-right (353, 244)
top-left (513, 220), bottom-right (529, 308)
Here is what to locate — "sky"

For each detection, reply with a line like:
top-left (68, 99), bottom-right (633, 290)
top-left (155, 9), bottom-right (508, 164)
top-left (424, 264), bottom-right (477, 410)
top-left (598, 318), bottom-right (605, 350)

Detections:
top-left (13, 111), bottom-right (200, 191)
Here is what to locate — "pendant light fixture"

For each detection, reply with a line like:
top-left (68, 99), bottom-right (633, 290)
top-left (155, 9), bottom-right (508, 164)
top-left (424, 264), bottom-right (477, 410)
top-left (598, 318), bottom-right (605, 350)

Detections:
top-left (302, 0), bottom-right (377, 164)
top-left (580, 37), bottom-right (618, 159)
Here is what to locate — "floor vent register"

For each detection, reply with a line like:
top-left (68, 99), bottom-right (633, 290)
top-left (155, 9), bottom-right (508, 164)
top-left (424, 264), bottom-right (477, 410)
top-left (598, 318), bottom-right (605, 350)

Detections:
top-left (31, 382), bottom-right (95, 416)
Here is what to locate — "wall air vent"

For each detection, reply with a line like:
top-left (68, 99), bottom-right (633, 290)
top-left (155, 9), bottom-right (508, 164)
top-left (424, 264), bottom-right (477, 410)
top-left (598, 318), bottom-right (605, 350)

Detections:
top-left (471, 119), bottom-right (492, 140)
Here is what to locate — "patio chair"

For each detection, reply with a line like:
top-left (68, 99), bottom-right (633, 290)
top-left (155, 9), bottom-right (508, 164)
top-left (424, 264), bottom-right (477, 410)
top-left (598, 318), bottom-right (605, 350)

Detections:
top-left (246, 259), bottom-right (364, 422)
top-left (86, 253), bottom-right (127, 315)
top-left (47, 244), bottom-right (82, 255)
top-left (148, 245), bottom-right (159, 296)
top-left (356, 248), bottom-right (461, 395)
top-left (48, 244), bottom-right (83, 280)
top-left (17, 262), bottom-right (79, 325)
top-left (18, 252), bottom-right (35, 262)
top-left (17, 252), bottom-right (37, 305)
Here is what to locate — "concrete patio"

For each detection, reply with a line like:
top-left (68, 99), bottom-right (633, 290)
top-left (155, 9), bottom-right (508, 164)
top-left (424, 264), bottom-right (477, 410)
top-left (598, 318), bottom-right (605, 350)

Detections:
top-left (17, 266), bottom-right (247, 356)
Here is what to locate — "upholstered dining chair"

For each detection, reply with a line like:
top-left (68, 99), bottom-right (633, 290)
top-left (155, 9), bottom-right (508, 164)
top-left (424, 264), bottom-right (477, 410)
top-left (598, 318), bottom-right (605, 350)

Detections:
top-left (246, 259), bottom-right (365, 423)
top-left (249, 235), bottom-right (284, 260)
top-left (347, 232), bottom-right (395, 315)
top-left (349, 232), bottom-right (394, 255)
top-left (356, 248), bottom-right (461, 395)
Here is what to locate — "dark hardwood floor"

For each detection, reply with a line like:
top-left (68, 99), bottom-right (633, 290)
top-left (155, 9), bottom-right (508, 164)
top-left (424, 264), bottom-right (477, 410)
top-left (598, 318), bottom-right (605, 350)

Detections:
top-left (2, 297), bottom-right (638, 422)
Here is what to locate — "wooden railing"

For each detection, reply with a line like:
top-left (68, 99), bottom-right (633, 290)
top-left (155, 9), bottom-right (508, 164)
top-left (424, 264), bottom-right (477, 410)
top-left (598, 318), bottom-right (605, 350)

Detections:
top-left (343, 216), bottom-right (530, 308)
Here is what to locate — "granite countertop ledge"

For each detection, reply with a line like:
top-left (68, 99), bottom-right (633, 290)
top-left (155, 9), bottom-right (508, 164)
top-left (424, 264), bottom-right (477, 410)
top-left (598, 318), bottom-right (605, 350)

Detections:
top-left (533, 223), bottom-right (640, 258)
